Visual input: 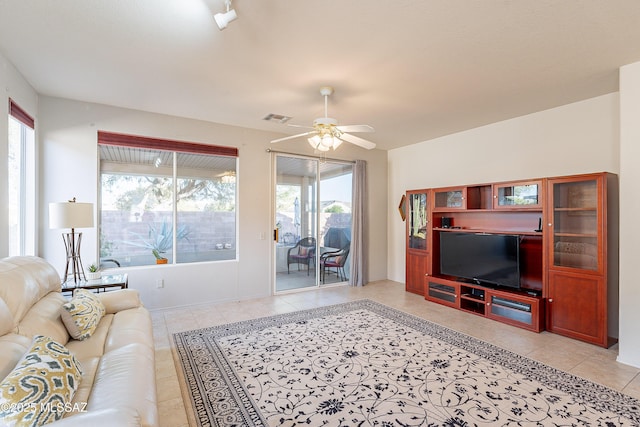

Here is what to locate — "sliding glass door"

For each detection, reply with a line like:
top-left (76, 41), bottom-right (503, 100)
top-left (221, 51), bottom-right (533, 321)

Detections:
top-left (273, 154), bottom-right (352, 292)
top-left (274, 156), bottom-right (318, 292)
top-left (318, 162), bottom-right (353, 285)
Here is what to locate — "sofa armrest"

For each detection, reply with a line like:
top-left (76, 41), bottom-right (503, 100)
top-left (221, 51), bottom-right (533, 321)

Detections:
top-left (96, 289), bottom-right (142, 314)
top-left (49, 407), bottom-right (141, 427)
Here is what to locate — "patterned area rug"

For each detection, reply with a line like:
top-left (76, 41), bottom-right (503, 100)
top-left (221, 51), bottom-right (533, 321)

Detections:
top-left (173, 300), bottom-right (640, 426)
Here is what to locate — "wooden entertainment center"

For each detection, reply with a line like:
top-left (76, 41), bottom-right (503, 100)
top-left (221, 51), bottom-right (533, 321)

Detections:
top-left (405, 172), bottom-right (618, 347)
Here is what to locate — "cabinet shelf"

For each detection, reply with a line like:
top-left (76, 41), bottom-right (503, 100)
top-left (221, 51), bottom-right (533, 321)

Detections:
top-left (434, 227), bottom-right (542, 236)
top-left (554, 232), bottom-right (598, 238)
top-left (492, 304), bottom-right (529, 314)
top-left (460, 301), bottom-right (485, 315)
top-left (436, 208), bottom-right (495, 213)
top-left (554, 207), bottom-right (597, 212)
top-left (435, 208), bottom-right (543, 214)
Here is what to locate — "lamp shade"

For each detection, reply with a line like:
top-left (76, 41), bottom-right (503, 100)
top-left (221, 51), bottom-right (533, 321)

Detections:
top-left (49, 201), bottom-right (94, 229)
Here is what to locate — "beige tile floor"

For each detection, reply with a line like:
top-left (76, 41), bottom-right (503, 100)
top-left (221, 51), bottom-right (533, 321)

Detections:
top-left (152, 280), bottom-right (640, 427)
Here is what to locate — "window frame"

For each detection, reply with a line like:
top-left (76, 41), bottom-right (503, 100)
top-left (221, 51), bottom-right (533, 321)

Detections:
top-left (9, 98), bottom-right (35, 128)
top-left (97, 131), bottom-right (238, 267)
top-left (8, 98), bottom-right (36, 256)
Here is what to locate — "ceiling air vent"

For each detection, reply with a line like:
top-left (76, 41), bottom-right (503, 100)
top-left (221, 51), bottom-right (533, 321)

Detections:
top-left (263, 113), bottom-right (291, 124)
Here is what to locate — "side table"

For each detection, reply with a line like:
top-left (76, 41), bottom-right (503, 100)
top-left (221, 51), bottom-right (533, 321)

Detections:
top-left (61, 273), bottom-right (128, 296)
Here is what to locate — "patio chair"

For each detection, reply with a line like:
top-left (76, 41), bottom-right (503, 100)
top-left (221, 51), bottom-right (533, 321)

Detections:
top-left (287, 237), bottom-right (316, 275)
top-left (320, 245), bottom-right (350, 283)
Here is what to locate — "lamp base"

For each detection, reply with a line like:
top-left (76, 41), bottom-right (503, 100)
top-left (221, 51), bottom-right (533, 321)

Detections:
top-left (62, 230), bottom-right (86, 283)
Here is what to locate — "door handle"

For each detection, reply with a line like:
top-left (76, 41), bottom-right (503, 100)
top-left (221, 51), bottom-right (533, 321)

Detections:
top-left (274, 229), bottom-right (279, 242)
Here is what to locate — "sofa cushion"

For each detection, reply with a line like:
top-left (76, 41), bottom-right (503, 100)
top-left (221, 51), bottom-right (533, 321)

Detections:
top-left (65, 315), bottom-right (114, 362)
top-left (96, 289), bottom-right (141, 314)
top-left (66, 356), bottom-right (100, 417)
top-left (87, 343), bottom-right (158, 427)
top-left (18, 292), bottom-right (70, 346)
top-left (104, 308), bottom-right (154, 352)
top-left (0, 256), bottom-right (61, 332)
top-left (0, 298), bottom-right (14, 336)
top-left (0, 335), bottom-right (83, 427)
top-left (46, 407), bottom-right (142, 426)
top-left (0, 334), bottom-right (31, 381)
top-left (0, 257), bottom-right (69, 349)
top-left (61, 290), bottom-right (106, 340)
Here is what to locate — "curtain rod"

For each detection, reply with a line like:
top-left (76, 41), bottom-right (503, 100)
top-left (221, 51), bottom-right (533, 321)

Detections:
top-left (265, 148), bottom-right (356, 164)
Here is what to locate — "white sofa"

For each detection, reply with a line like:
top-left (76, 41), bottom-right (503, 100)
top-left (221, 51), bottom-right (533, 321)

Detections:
top-left (0, 256), bottom-right (158, 426)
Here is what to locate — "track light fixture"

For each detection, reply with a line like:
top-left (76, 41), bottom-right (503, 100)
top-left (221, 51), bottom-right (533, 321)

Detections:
top-left (214, 0), bottom-right (237, 30)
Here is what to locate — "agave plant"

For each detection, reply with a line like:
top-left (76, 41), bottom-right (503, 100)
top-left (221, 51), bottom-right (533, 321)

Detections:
top-left (124, 220), bottom-right (190, 257)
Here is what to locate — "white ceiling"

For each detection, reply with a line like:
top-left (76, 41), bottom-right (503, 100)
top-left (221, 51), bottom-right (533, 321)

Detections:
top-left (1, 1), bottom-right (640, 151)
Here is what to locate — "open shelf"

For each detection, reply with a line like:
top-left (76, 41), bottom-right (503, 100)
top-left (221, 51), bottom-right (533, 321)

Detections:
top-left (427, 282), bottom-right (543, 330)
top-left (460, 299), bottom-right (485, 315)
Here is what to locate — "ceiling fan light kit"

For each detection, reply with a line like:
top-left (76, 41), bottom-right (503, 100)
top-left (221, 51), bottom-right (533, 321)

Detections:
top-left (215, 0), bottom-right (237, 30)
top-left (271, 86), bottom-right (376, 151)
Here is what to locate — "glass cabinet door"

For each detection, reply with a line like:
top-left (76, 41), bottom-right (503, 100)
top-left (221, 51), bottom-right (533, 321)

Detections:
top-left (433, 188), bottom-right (465, 210)
top-left (493, 181), bottom-right (542, 209)
top-left (408, 191), bottom-right (428, 251)
top-left (550, 178), bottom-right (600, 271)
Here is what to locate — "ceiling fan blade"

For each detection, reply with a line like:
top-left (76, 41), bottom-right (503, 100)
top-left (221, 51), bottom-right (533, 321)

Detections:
top-left (339, 133), bottom-right (377, 150)
top-left (270, 131), bottom-right (316, 144)
top-left (336, 124), bottom-right (375, 133)
top-left (287, 123), bottom-right (314, 129)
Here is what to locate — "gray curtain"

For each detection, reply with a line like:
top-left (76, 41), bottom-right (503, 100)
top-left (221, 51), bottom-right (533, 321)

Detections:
top-left (349, 159), bottom-right (367, 286)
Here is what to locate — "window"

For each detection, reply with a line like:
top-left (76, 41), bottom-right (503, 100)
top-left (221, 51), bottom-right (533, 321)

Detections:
top-left (7, 99), bottom-right (36, 256)
top-left (98, 132), bottom-right (238, 267)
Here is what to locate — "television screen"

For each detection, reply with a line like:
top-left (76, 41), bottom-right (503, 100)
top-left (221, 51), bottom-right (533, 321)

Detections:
top-left (440, 232), bottom-right (520, 289)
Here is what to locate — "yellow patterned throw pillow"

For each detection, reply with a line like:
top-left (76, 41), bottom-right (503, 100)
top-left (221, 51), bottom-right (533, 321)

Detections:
top-left (0, 335), bottom-right (83, 427)
top-left (60, 289), bottom-right (106, 340)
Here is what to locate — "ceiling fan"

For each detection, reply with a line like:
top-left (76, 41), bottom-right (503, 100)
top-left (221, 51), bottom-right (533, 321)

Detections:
top-left (270, 86), bottom-right (376, 151)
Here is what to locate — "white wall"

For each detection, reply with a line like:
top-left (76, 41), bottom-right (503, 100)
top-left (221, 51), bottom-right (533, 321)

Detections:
top-left (37, 96), bottom-right (388, 310)
top-left (387, 93), bottom-right (620, 284)
top-left (0, 52), bottom-right (39, 257)
top-left (618, 61), bottom-right (640, 367)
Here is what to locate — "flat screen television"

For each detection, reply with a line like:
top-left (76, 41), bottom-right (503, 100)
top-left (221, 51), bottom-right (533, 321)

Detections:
top-left (440, 232), bottom-right (520, 289)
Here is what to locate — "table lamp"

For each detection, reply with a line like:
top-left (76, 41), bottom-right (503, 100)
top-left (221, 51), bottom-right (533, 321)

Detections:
top-left (49, 197), bottom-right (94, 283)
